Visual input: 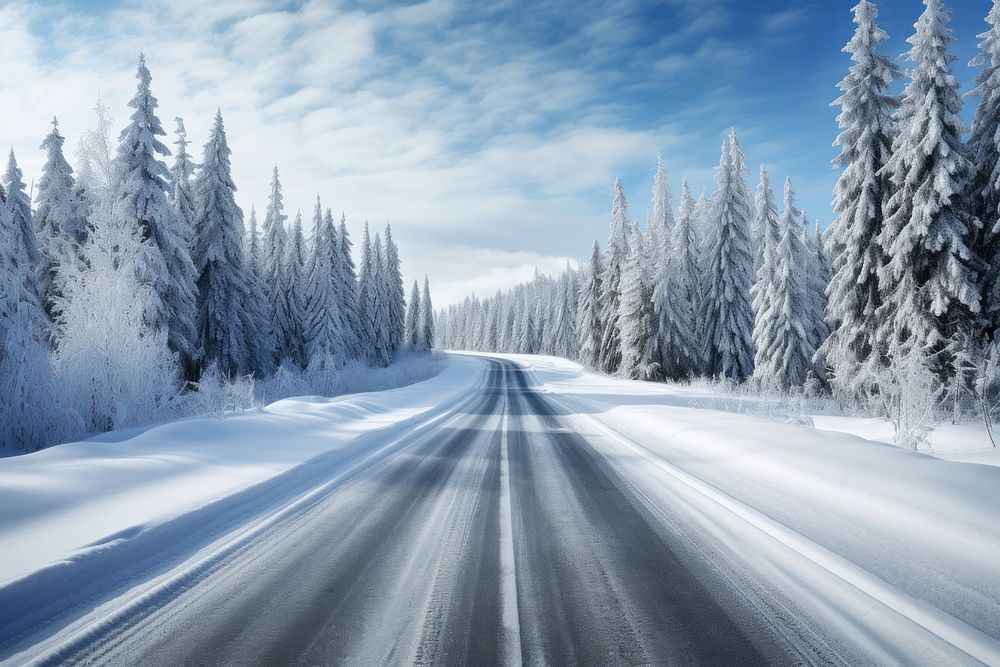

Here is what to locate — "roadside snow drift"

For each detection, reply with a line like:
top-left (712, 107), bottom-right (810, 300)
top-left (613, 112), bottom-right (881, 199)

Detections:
top-left (0, 356), bottom-right (483, 621)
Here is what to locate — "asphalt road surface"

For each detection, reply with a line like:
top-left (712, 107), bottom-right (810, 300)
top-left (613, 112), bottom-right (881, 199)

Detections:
top-left (38, 358), bottom-right (809, 665)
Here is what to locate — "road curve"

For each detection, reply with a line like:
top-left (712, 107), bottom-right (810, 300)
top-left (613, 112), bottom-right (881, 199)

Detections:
top-left (34, 358), bottom-right (804, 665)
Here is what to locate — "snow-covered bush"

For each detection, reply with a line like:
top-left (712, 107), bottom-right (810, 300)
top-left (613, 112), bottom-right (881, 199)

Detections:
top-left (875, 347), bottom-right (941, 451)
top-left (189, 364), bottom-right (257, 418)
top-left (53, 202), bottom-right (181, 433)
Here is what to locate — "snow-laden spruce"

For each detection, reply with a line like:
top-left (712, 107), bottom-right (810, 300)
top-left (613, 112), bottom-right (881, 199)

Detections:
top-left (4, 150), bottom-right (44, 304)
top-left (262, 166), bottom-right (295, 365)
top-left (598, 178), bottom-right (630, 374)
top-left (751, 165), bottom-right (780, 274)
top-left (383, 225), bottom-right (406, 359)
top-left (169, 117), bottom-right (196, 247)
top-left (752, 179), bottom-right (816, 389)
top-left (192, 111), bottom-right (265, 377)
top-left (968, 0), bottom-right (1000, 339)
top-left (876, 0), bottom-right (981, 366)
top-left (619, 224), bottom-right (660, 381)
top-left (35, 118), bottom-right (88, 318)
top-left (115, 55), bottom-right (198, 370)
top-left (822, 0), bottom-right (900, 395)
top-left (655, 180), bottom-right (702, 380)
top-left (0, 171), bottom-right (62, 450)
top-left (419, 275), bottom-right (435, 352)
top-left (285, 211), bottom-right (309, 368)
top-left (337, 213), bottom-right (361, 359)
top-left (701, 130), bottom-right (755, 381)
top-left (576, 241), bottom-right (603, 368)
top-left (646, 154), bottom-right (674, 263)
top-left (304, 197), bottom-right (345, 368)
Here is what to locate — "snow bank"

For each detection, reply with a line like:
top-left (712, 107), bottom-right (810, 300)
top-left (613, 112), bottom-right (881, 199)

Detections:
top-left (485, 353), bottom-right (1000, 657)
top-left (0, 355), bottom-right (483, 595)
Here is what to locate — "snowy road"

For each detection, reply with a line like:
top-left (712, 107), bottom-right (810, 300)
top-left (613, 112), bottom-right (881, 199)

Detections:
top-left (4, 355), bottom-right (1000, 665)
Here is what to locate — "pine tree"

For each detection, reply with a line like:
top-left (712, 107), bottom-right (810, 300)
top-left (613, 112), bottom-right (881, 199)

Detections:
top-left (968, 0), bottom-right (1000, 340)
top-left (285, 210), bottom-right (308, 368)
top-left (35, 118), bottom-right (88, 319)
top-left (647, 153), bottom-right (674, 257)
top-left (701, 130), bottom-right (755, 381)
top-left (262, 166), bottom-right (293, 364)
top-left (368, 233), bottom-right (392, 366)
top-left (599, 178), bottom-right (630, 373)
top-left (877, 0), bottom-right (981, 367)
top-left (550, 271), bottom-right (577, 359)
top-left (420, 276), bottom-right (435, 351)
top-left (337, 214), bottom-right (361, 359)
top-left (619, 225), bottom-right (660, 380)
top-left (169, 117), bottom-right (196, 248)
top-left (115, 54), bottom-right (198, 368)
top-left (751, 165), bottom-right (780, 273)
top-left (0, 174), bottom-right (62, 450)
top-left (357, 222), bottom-right (374, 359)
top-left (655, 180), bottom-right (701, 379)
top-left (752, 179), bottom-right (815, 389)
top-left (804, 220), bottom-right (831, 378)
top-left (383, 224), bottom-right (406, 358)
top-left (577, 240), bottom-right (603, 368)
top-left (192, 111), bottom-right (264, 376)
top-left (822, 1), bottom-right (900, 392)
top-left (405, 280), bottom-right (421, 349)
top-left (304, 196), bottom-right (343, 366)
top-left (4, 150), bottom-right (43, 303)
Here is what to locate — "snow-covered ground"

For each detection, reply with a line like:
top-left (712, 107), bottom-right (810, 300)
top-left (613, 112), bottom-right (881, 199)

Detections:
top-left (495, 352), bottom-right (1000, 661)
top-left (2, 352), bottom-right (999, 663)
top-left (0, 355), bottom-right (481, 601)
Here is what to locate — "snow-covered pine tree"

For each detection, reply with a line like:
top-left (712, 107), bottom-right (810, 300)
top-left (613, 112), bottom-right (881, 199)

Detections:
top-left (752, 179), bottom-right (815, 389)
top-left (701, 130), bottom-right (755, 381)
top-left (262, 166), bottom-right (292, 364)
top-left (420, 276), bottom-right (435, 352)
top-left (598, 178), bottom-right (630, 373)
top-left (285, 210), bottom-right (308, 368)
top-left (405, 280), bottom-right (421, 349)
top-left (115, 55), bottom-right (198, 370)
top-left (968, 0), bottom-right (1000, 340)
top-left (36, 118), bottom-right (88, 320)
top-left (619, 224), bottom-right (660, 380)
top-left (751, 165), bottom-right (780, 274)
top-left (576, 240), bottom-right (603, 368)
top-left (169, 117), bottom-right (196, 246)
top-left (876, 0), bottom-right (981, 370)
top-left (191, 111), bottom-right (265, 377)
top-left (655, 179), bottom-right (701, 379)
top-left (383, 224), bottom-right (406, 358)
top-left (805, 220), bottom-right (831, 378)
top-left (549, 271), bottom-right (577, 359)
top-left (357, 222), bottom-right (375, 360)
top-left (4, 150), bottom-right (43, 303)
top-left (822, 0), bottom-right (900, 395)
top-left (482, 297), bottom-right (499, 353)
top-left (304, 196), bottom-right (343, 367)
top-left (368, 233), bottom-right (392, 367)
top-left (647, 154), bottom-right (674, 258)
top-left (243, 203), bottom-right (274, 368)
top-left (337, 214), bottom-right (361, 359)
top-left (0, 175), bottom-right (64, 450)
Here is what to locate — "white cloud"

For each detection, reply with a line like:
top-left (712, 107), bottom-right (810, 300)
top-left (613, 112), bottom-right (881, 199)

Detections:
top-left (0, 0), bottom-right (753, 305)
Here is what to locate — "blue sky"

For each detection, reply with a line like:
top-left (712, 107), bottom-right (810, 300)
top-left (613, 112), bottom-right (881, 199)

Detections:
top-left (0, 0), bottom-right (991, 303)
